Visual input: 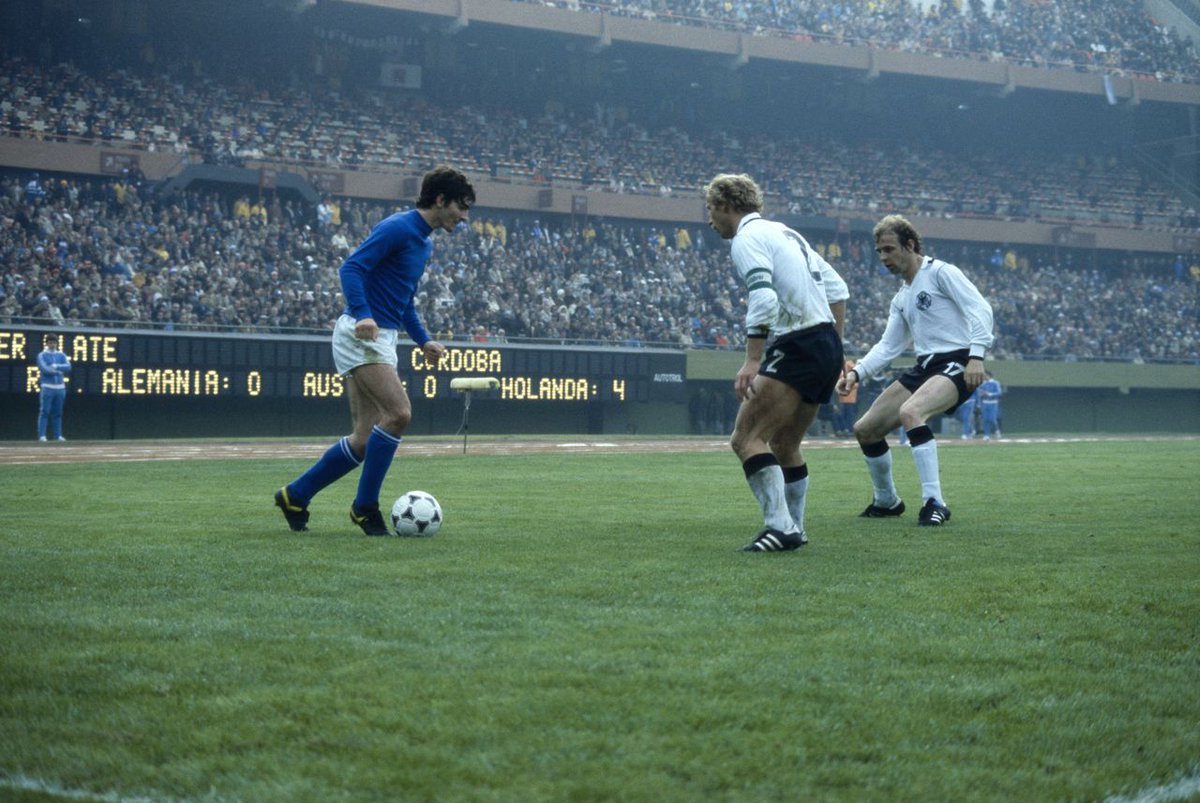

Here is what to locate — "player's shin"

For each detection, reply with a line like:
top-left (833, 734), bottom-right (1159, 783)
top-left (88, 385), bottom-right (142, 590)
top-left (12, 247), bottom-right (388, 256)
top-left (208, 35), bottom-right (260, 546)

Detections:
top-left (354, 425), bottom-right (403, 510)
top-left (289, 436), bottom-right (362, 505)
top-left (782, 464), bottom-right (810, 534)
top-left (861, 440), bottom-right (900, 507)
top-left (905, 425), bottom-right (943, 504)
top-left (743, 453), bottom-right (796, 533)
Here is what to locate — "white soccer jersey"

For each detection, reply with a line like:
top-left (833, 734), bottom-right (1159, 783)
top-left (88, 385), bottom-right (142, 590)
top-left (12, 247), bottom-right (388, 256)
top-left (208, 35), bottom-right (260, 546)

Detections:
top-left (855, 256), bottom-right (995, 381)
top-left (731, 214), bottom-right (842, 338)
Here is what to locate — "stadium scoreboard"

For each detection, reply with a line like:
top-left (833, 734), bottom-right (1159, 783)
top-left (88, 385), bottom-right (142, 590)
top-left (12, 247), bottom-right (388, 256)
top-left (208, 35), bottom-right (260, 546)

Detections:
top-left (0, 327), bottom-right (687, 405)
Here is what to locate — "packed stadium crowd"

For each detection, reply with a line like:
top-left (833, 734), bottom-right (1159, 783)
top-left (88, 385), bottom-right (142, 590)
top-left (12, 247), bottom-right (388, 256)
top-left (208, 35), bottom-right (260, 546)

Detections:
top-left (3, 173), bottom-right (1196, 363)
top-left (2, 0), bottom-right (1197, 365)
top-left (518, 0), bottom-right (1200, 82)
top-left (1, 53), bottom-right (1194, 231)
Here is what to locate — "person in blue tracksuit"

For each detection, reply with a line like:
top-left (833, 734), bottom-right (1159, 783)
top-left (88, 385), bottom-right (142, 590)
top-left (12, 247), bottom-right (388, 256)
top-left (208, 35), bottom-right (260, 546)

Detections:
top-left (37, 333), bottom-right (71, 441)
top-left (957, 387), bottom-right (978, 439)
top-left (979, 371), bottom-right (1003, 440)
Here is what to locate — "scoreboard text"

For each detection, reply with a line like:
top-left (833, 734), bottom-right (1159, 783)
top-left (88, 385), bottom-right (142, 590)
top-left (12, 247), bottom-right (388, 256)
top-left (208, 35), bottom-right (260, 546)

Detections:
top-left (1, 328), bottom-right (686, 405)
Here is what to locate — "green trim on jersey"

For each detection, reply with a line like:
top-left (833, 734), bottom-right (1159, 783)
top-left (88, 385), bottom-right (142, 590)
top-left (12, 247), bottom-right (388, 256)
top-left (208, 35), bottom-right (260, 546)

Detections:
top-left (744, 267), bottom-right (773, 291)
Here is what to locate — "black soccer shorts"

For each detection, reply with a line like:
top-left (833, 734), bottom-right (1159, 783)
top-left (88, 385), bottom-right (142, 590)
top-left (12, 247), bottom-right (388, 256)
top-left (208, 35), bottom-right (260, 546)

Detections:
top-left (897, 349), bottom-right (975, 414)
top-left (757, 323), bottom-right (844, 405)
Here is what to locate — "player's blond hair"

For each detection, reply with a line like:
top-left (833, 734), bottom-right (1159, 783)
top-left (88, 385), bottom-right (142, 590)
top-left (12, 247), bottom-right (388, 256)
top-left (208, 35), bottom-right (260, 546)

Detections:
top-left (873, 214), bottom-right (923, 254)
top-left (704, 174), bottom-right (764, 214)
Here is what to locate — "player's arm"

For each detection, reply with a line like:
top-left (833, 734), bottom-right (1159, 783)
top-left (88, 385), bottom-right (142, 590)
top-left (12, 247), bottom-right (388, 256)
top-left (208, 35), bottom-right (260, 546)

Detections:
top-left (938, 264), bottom-right (993, 389)
top-left (817, 258), bottom-right (849, 340)
top-left (339, 253), bottom-right (374, 339)
top-left (842, 298), bottom-right (910, 392)
top-left (736, 332), bottom-right (767, 401)
top-left (338, 224), bottom-right (394, 336)
top-left (732, 238), bottom-right (777, 401)
top-left (828, 299), bottom-right (846, 341)
top-left (399, 297), bottom-right (443, 366)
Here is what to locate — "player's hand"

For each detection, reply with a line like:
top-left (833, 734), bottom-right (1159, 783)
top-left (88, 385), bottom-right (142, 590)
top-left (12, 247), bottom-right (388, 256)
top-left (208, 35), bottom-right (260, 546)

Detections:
top-left (354, 318), bottom-right (380, 341)
top-left (964, 358), bottom-right (985, 390)
top-left (734, 362), bottom-right (758, 401)
top-left (422, 340), bottom-right (447, 368)
top-left (836, 369), bottom-right (858, 396)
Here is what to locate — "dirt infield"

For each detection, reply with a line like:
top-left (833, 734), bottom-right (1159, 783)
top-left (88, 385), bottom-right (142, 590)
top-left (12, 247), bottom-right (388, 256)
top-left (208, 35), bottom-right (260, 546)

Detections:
top-left (0, 437), bottom-right (736, 465)
top-left (0, 434), bottom-right (1190, 465)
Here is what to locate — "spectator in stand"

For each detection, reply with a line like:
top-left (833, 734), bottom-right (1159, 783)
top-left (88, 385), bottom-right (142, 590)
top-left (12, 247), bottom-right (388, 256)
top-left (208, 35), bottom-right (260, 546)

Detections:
top-left (25, 172), bottom-right (46, 206)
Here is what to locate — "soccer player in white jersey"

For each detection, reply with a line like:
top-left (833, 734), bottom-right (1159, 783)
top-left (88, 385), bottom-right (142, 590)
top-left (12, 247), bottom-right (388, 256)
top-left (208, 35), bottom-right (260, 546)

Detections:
top-left (836, 214), bottom-right (995, 526)
top-left (705, 173), bottom-right (848, 552)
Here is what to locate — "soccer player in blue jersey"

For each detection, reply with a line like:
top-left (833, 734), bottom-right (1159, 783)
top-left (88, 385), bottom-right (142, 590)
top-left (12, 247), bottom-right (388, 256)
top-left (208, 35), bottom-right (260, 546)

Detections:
top-left (36, 333), bottom-right (71, 442)
top-left (706, 173), bottom-right (848, 552)
top-left (275, 165), bottom-right (475, 535)
top-left (836, 215), bottom-right (994, 526)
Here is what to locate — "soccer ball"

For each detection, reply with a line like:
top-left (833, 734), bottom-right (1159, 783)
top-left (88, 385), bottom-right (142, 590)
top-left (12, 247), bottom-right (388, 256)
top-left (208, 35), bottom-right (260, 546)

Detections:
top-left (391, 490), bottom-right (443, 537)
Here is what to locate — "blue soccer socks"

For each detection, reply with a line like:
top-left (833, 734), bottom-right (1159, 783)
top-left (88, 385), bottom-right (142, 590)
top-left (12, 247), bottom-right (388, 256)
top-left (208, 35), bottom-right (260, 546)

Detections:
top-left (288, 436), bottom-right (362, 506)
top-left (353, 425), bottom-right (403, 512)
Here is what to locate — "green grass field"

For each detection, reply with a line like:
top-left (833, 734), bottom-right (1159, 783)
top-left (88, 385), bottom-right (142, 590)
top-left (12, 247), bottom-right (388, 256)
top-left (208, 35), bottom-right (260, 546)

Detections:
top-left (1, 438), bottom-right (1198, 802)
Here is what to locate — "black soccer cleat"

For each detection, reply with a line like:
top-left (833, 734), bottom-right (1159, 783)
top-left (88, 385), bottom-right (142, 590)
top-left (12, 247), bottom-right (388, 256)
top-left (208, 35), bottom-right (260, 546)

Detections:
top-left (274, 487), bottom-right (310, 532)
top-left (917, 498), bottom-right (952, 527)
top-left (350, 503), bottom-right (391, 536)
top-left (859, 499), bottom-right (906, 518)
top-left (738, 528), bottom-right (808, 553)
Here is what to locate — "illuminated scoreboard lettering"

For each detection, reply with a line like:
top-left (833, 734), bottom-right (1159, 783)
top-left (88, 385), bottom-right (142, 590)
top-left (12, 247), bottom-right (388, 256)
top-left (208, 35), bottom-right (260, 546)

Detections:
top-left (0, 328), bottom-right (687, 406)
top-left (0, 328), bottom-right (338, 399)
top-left (302, 372), bottom-right (345, 398)
top-left (406, 345), bottom-right (682, 403)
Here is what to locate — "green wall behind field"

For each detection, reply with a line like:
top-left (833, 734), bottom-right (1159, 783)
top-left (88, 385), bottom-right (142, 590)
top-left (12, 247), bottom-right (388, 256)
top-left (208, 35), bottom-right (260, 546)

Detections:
top-left (686, 352), bottom-right (1200, 434)
top-left (685, 352), bottom-right (1200, 389)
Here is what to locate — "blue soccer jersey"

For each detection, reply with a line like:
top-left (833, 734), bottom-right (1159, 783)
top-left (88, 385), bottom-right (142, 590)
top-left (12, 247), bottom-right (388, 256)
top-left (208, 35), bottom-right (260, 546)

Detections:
top-left (339, 209), bottom-right (434, 345)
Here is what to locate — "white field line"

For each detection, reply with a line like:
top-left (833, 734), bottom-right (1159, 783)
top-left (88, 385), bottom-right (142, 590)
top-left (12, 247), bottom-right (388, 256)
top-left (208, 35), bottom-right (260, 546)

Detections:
top-left (0, 773), bottom-right (172, 803)
top-left (1102, 767), bottom-right (1200, 803)
top-left (6, 764), bottom-right (1199, 803)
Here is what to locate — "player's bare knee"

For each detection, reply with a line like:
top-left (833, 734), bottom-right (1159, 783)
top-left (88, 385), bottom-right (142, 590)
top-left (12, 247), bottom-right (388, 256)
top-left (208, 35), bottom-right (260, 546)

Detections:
top-left (854, 417), bottom-right (887, 445)
top-left (897, 403), bottom-right (924, 432)
top-left (380, 407), bottom-right (412, 434)
top-left (730, 426), bottom-right (763, 460)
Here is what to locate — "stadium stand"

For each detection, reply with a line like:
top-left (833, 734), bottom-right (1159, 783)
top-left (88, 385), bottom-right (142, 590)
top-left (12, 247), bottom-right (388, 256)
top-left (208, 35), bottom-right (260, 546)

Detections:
top-left (0, 54), bottom-right (1193, 230)
top-left (0, 0), bottom-right (1196, 364)
top-left (2, 174), bottom-right (1195, 361)
top-left (508, 0), bottom-right (1200, 83)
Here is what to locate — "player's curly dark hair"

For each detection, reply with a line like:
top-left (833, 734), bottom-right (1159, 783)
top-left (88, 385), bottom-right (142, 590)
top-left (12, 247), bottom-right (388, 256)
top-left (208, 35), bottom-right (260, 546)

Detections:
top-left (873, 214), bottom-right (923, 254)
top-left (704, 173), bottom-right (763, 215)
top-left (417, 165), bottom-right (476, 210)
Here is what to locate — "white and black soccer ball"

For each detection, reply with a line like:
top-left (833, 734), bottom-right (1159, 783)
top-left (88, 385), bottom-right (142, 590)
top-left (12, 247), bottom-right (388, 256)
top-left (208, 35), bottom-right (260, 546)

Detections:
top-left (391, 490), bottom-right (443, 537)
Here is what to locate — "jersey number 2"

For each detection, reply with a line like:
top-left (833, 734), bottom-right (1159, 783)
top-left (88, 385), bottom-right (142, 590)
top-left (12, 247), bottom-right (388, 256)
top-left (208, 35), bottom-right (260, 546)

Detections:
top-left (763, 350), bottom-right (785, 374)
